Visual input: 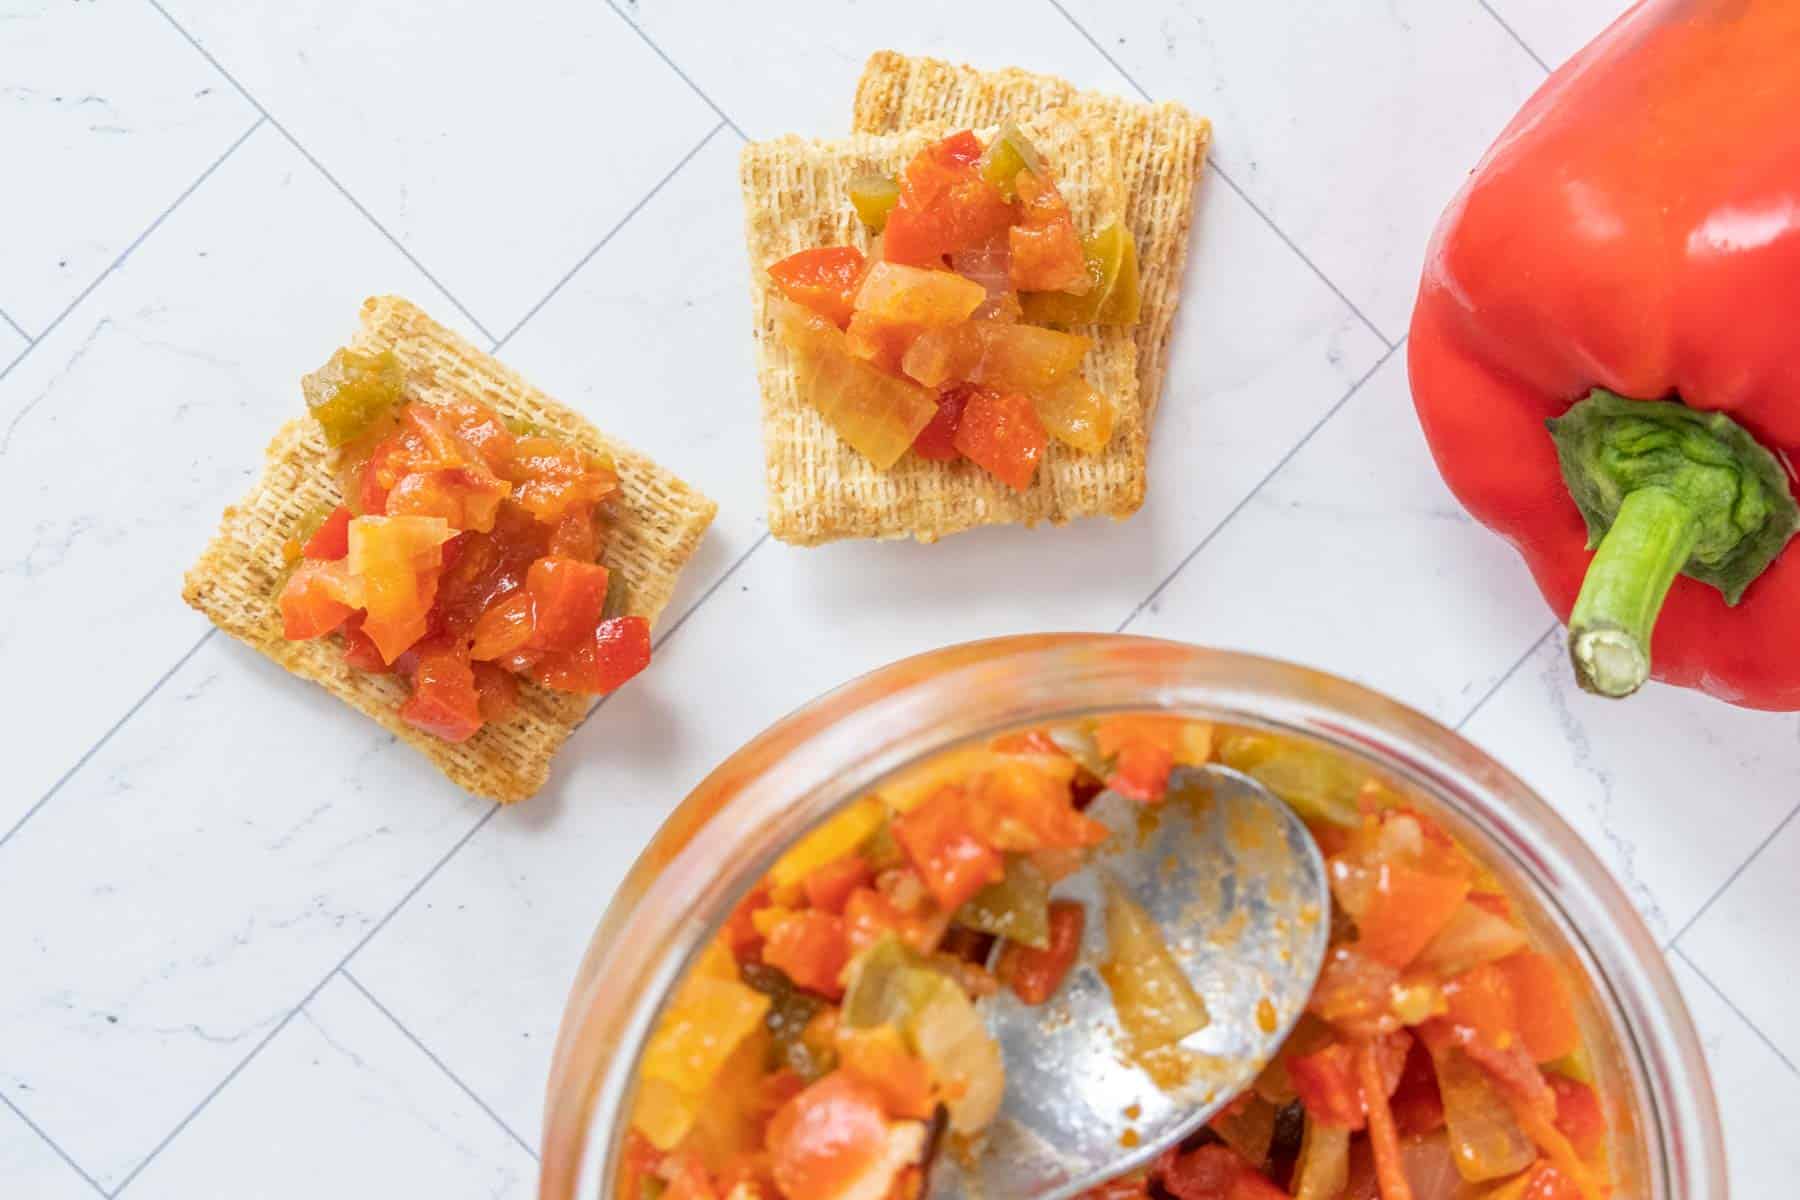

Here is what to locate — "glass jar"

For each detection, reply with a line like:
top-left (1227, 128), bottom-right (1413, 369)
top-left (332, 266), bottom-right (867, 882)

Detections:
top-left (539, 635), bottom-right (1725, 1200)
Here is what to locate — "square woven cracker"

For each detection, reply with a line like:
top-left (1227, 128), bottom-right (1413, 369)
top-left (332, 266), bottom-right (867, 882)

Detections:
top-left (853, 51), bottom-right (1212, 427)
top-left (742, 111), bottom-right (1143, 546)
top-left (182, 296), bottom-right (718, 804)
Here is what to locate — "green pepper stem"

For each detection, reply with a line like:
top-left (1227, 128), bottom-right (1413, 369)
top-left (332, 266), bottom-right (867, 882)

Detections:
top-left (1567, 488), bottom-right (1701, 698)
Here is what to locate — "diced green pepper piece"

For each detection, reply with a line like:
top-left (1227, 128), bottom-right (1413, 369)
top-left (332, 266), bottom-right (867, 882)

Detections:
top-left (849, 174), bottom-right (901, 233)
top-left (302, 347), bottom-right (404, 448)
top-left (1019, 222), bottom-right (1142, 326)
top-left (979, 122), bottom-right (1046, 201)
top-left (955, 856), bottom-right (1051, 949)
top-left (1215, 730), bottom-right (1363, 828)
top-left (741, 962), bottom-right (832, 1080)
top-left (842, 937), bottom-right (939, 1033)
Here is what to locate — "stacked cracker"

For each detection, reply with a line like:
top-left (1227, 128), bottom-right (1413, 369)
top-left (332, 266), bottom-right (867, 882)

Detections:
top-left (184, 297), bottom-right (717, 803)
top-left (743, 53), bottom-right (1211, 545)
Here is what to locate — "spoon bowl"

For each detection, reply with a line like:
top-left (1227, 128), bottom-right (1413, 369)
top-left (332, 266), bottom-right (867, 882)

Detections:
top-left (927, 764), bottom-right (1330, 1199)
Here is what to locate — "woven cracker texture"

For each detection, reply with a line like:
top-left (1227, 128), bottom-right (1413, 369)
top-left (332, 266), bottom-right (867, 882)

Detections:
top-left (742, 112), bottom-right (1143, 546)
top-left (182, 296), bottom-right (718, 803)
top-left (853, 51), bottom-right (1211, 426)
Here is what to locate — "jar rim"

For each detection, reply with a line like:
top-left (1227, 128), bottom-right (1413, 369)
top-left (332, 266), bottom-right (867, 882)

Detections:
top-left (539, 635), bottom-right (1725, 1200)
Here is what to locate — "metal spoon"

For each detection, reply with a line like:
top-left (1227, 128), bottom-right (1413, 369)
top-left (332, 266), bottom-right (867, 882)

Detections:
top-left (927, 764), bottom-right (1331, 1199)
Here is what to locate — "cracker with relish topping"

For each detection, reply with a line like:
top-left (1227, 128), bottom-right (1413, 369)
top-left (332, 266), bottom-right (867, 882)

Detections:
top-left (853, 52), bottom-right (1212, 428)
top-left (741, 111), bottom-right (1145, 546)
top-left (182, 296), bottom-right (717, 803)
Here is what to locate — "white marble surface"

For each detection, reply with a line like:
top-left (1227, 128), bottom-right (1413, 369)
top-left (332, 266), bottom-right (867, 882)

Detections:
top-left (3, 0), bottom-right (1794, 1195)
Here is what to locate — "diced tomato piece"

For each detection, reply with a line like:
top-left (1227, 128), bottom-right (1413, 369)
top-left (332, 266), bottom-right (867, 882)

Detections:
top-left (618, 1131), bottom-right (666, 1200)
top-left (1443, 962), bottom-right (1518, 1050)
top-left (768, 1074), bottom-right (893, 1200)
top-left (1498, 951), bottom-right (1580, 1062)
top-left (843, 886), bottom-right (949, 957)
top-left (1310, 944), bottom-right (1402, 1039)
top-left (663, 1155), bottom-right (721, 1200)
top-left (470, 590), bottom-right (535, 661)
top-left (279, 560), bottom-right (358, 640)
top-left (1108, 740), bottom-right (1174, 805)
top-left (472, 661), bottom-right (520, 723)
top-left (1549, 1076), bottom-right (1606, 1159)
top-left (802, 854), bottom-right (874, 915)
top-left (1289, 1042), bottom-right (1367, 1129)
top-left (1079, 1178), bottom-right (1152, 1200)
top-left (769, 246), bottom-right (869, 328)
top-left (384, 466), bottom-right (510, 533)
top-left (910, 386), bottom-right (969, 461)
top-left (883, 133), bottom-right (1015, 266)
top-left (890, 785), bottom-right (1006, 911)
top-left (547, 507), bottom-right (600, 561)
top-left (526, 556), bottom-right (609, 651)
top-left (953, 388), bottom-right (1045, 492)
top-left (966, 765), bottom-right (1108, 852)
top-left (339, 615), bottom-right (390, 672)
top-left (996, 900), bottom-right (1085, 1005)
top-left (725, 883), bottom-right (771, 963)
top-left (1158, 1144), bottom-right (1285, 1200)
top-left (346, 514), bottom-right (456, 663)
top-left (399, 644), bottom-right (483, 743)
top-left (837, 1026), bottom-right (935, 1120)
top-left (1389, 1036), bottom-right (1446, 1136)
top-left (507, 436), bottom-right (619, 524)
top-left (302, 505), bottom-right (353, 560)
top-left (1009, 169), bottom-right (1089, 293)
top-left (533, 615), bottom-right (652, 695)
top-left (764, 910), bottom-right (851, 998)
top-left (1357, 861), bottom-right (1470, 968)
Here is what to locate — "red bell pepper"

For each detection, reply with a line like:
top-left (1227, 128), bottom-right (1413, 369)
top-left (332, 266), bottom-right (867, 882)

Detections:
top-left (1409, 0), bottom-right (1800, 707)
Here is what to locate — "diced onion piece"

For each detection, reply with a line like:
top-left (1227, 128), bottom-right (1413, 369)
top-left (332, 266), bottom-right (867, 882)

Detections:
top-left (1100, 878), bottom-right (1209, 1054)
top-left (773, 299), bottom-right (938, 469)
top-left (956, 856), bottom-right (1051, 949)
top-left (900, 321), bottom-right (1091, 391)
top-left (1416, 901), bottom-right (1528, 978)
top-left (1032, 374), bottom-right (1116, 454)
top-left (1292, 1117), bottom-right (1350, 1200)
top-left (978, 121), bottom-right (1046, 200)
top-left (1019, 223), bottom-right (1143, 327)
top-left (853, 262), bottom-right (986, 326)
top-left (1426, 1037), bottom-right (1536, 1182)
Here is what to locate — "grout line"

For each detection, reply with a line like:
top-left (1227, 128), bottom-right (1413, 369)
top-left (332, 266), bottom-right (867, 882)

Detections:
top-left (144, 0), bottom-right (500, 346)
top-left (1671, 944), bottom-right (1800, 1077)
top-left (1455, 621), bottom-right (1557, 730)
top-left (0, 117), bottom-right (265, 390)
top-left (0, 1091), bottom-right (110, 1198)
top-left (0, 304), bottom-right (33, 344)
top-left (110, 803), bottom-right (504, 1197)
top-left (1666, 796), bottom-right (1800, 950)
top-left (0, 629), bottom-right (217, 853)
top-left (1040, 0), bottom-right (1394, 351)
top-left (1475, 0), bottom-right (1553, 74)
top-left (339, 969), bottom-right (541, 1162)
top-left (1115, 339), bottom-right (1401, 633)
top-left (575, 531), bottom-right (772, 733)
top-left (604, 0), bottom-right (747, 142)
top-left (492, 120), bottom-right (729, 352)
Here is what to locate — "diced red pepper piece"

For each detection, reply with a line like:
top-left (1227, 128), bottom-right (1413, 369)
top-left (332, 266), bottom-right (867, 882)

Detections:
top-left (618, 1131), bottom-right (666, 1200)
top-left (801, 854), bottom-right (874, 915)
top-left (302, 505), bottom-right (353, 560)
top-left (399, 643), bottom-right (483, 743)
top-left (1289, 1041), bottom-right (1367, 1129)
top-left (1009, 168), bottom-right (1088, 293)
top-left (1498, 951), bottom-right (1580, 1062)
top-left (967, 766), bottom-right (1108, 852)
top-left (532, 615), bottom-right (652, 695)
top-left (1548, 1075), bottom-right (1606, 1160)
top-left (339, 615), bottom-right (390, 672)
top-left (911, 385), bottom-right (970, 461)
top-left (1443, 962), bottom-right (1518, 1050)
top-left (1157, 1144), bottom-right (1286, 1200)
top-left (1517, 1161), bottom-right (1585, 1200)
top-left (843, 886), bottom-right (948, 958)
top-left (1389, 1036), bottom-right (1446, 1136)
top-left (991, 729), bottom-right (1067, 757)
top-left (724, 883), bottom-right (771, 964)
top-left (996, 900), bottom-right (1084, 1005)
top-left (507, 436), bottom-right (619, 524)
top-left (768, 246), bottom-right (869, 328)
top-left (1310, 944), bottom-right (1402, 1039)
top-left (763, 909), bottom-right (850, 998)
top-left (526, 555), bottom-right (609, 651)
top-left (890, 785), bottom-right (1005, 911)
top-left (663, 1155), bottom-right (721, 1200)
top-left (1467, 890), bottom-right (1514, 921)
top-left (1357, 861), bottom-right (1470, 968)
top-left (953, 388), bottom-right (1045, 492)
